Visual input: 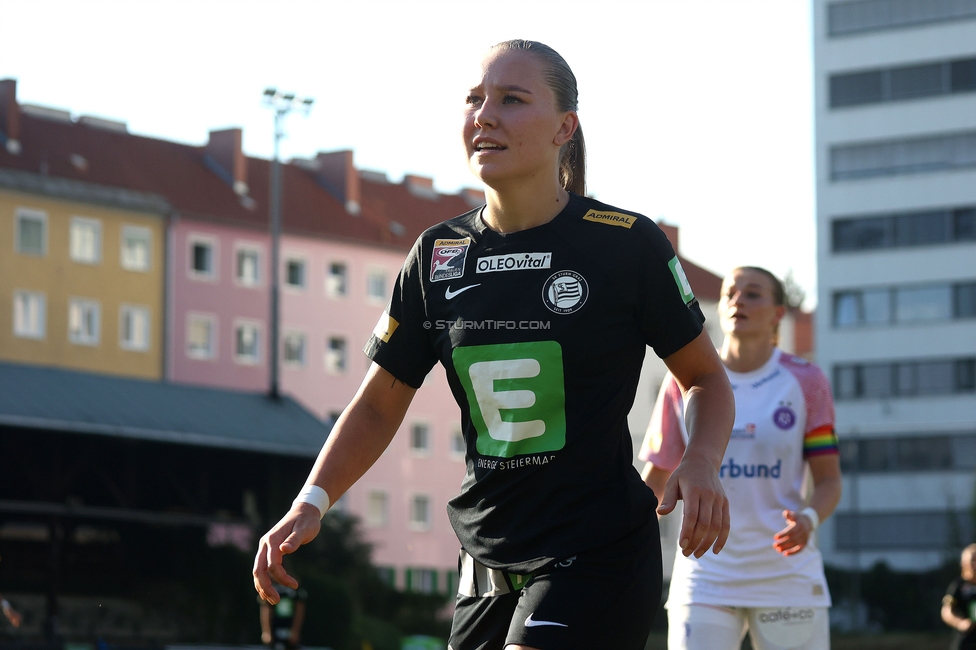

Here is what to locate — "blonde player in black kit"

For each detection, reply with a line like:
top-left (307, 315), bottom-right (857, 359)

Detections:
top-left (253, 39), bottom-right (735, 650)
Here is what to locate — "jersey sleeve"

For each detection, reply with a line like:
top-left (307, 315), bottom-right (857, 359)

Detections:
top-left (793, 357), bottom-right (839, 458)
top-left (638, 374), bottom-right (687, 471)
top-left (636, 223), bottom-right (705, 359)
top-left (363, 238), bottom-right (438, 388)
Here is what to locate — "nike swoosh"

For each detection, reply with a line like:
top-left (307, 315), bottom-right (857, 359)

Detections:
top-left (445, 284), bottom-right (480, 300)
top-left (524, 613), bottom-right (568, 628)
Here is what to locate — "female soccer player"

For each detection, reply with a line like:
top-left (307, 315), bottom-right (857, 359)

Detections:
top-left (641, 266), bottom-right (842, 650)
top-left (942, 543), bottom-right (976, 650)
top-left (254, 39), bottom-right (734, 649)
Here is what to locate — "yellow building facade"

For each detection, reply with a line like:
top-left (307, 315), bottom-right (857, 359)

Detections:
top-left (0, 187), bottom-right (166, 379)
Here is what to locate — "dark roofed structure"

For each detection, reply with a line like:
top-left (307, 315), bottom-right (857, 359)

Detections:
top-left (0, 361), bottom-right (328, 457)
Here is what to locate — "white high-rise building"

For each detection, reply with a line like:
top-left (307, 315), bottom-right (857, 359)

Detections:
top-left (813, 0), bottom-right (976, 572)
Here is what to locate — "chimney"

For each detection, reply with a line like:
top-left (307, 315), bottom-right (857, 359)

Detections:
top-left (657, 221), bottom-right (679, 253)
top-left (315, 150), bottom-right (361, 214)
top-left (460, 187), bottom-right (486, 208)
top-left (205, 128), bottom-right (248, 196)
top-left (0, 79), bottom-right (22, 155)
top-left (404, 174), bottom-right (438, 199)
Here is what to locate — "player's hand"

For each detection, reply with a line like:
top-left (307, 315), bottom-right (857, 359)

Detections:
top-left (253, 503), bottom-right (322, 603)
top-left (773, 509), bottom-right (813, 556)
top-left (658, 454), bottom-right (729, 558)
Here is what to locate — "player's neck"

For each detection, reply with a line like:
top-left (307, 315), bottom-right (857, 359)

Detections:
top-left (721, 336), bottom-right (776, 374)
top-left (481, 183), bottom-right (569, 234)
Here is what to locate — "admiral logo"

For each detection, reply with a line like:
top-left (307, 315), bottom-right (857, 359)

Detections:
top-left (542, 271), bottom-right (588, 314)
top-left (431, 238), bottom-right (471, 282)
top-left (477, 252), bottom-right (552, 273)
top-left (372, 312), bottom-right (399, 343)
top-left (720, 457), bottom-right (781, 479)
top-left (582, 210), bottom-right (637, 229)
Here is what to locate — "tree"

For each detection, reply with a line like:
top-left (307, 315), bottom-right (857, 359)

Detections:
top-left (782, 268), bottom-right (806, 311)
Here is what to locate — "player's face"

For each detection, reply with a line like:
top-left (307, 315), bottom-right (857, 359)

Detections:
top-left (719, 269), bottom-right (784, 340)
top-left (963, 548), bottom-right (976, 580)
top-left (462, 49), bottom-right (576, 190)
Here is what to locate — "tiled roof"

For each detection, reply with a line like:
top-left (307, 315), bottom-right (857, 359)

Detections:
top-left (0, 94), bottom-right (479, 251)
top-left (0, 361), bottom-right (328, 457)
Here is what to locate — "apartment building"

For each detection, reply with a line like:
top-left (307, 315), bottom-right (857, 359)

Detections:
top-left (814, 0), bottom-right (976, 571)
top-left (0, 77), bottom-right (480, 595)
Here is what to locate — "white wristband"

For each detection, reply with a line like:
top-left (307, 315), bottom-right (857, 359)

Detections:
top-left (293, 485), bottom-right (330, 520)
top-left (1, 599), bottom-right (9, 610)
top-left (800, 507), bottom-right (820, 532)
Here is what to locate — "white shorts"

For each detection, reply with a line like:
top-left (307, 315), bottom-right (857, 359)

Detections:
top-left (667, 603), bottom-right (830, 650)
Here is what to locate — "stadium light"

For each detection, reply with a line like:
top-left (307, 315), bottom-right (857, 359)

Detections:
top-left (263, 88), bottom-right (314, 399)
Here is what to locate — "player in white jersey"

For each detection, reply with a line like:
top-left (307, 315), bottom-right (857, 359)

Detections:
top-left (641, 267), bottom-right (842, 650)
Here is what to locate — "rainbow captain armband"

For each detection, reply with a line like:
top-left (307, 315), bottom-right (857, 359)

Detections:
top-left (292, 485), bottom-right (331, 519)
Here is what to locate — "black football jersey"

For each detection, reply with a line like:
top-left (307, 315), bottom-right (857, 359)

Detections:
top-left (365, 193), bottom-right (705, 573)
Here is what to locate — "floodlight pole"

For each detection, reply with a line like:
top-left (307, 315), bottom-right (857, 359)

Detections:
top-left (263, 89), bottom-right (313, 399)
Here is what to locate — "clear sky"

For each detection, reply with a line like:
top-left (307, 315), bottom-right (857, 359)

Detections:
top-left (2, 0), bottom-right (818, 307)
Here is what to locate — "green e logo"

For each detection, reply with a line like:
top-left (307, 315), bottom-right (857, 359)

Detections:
top-left (453, 341), bottom-right (566, 458)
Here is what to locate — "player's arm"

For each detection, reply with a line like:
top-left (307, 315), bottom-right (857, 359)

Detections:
top-left (660, 329), bottom-right (734, 558)
top-left (942, 593), bottom-right (973, 632)
top-left (253, 362), bottom-right (417, 603)
top-left (773, 453), bottom-right (842, 556)
top-left (640, 463), bottom-right (671, 504)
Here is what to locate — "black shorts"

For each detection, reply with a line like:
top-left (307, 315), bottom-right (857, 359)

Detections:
top-left (448, 516), bottom-right (662, 650)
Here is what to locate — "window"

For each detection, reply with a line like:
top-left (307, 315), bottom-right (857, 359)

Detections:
top-left (834, 357), bottom-right (976, 399)
top-left (895, 285), bottom-right (952, 322)
top-left (119, 305), bottom-right (150, 351)
top-left (835, 511), bottom-right (973, 551)
top-left (366, 268), bottom-right (387, 303)
top-left (366, 490), bottom-right (388, 527)
top-left (406, 568), bottom-right (438, 594)
top-left (840, 433), bottom-right (976, 474)
top-left (833, 207), bottom-right (976, 252)
top-left (121, 226), bottom-right (151, 271)
top-left (410, 494), bottom-right (432, 531)
top-left (410, 422), bottom-right (430, 454)
top-left (234, 321), bottom-right (261, 364)
top-left (376, 566), bottom-right (396, 587)
top-left (283, 331), bottom-right (306, 366)
top-left (69, 217), bottom-right (102, 264)
top-left (327, 262), bottom-right (348, 298)
top-left (828, 0), bottom-right (976, 37)
top-left (16, 208), bottom-right (46, 256)
top-left (189, 237), bottom-right (216, 278)
top-left (285, 258), bottom-right (306, 289)
top-left (957, 283), bottom-right (976, 318)
top-left (831, 132), bottom-right (976, 181)
top-left (833, 282), bottom-right (976, 327)
top-left (326, 337), bottom-right (347, 374)
top-left (187, 314), bottom-right (216, 359)
top-left (236, 246), bottom-right (260, 287)
top-left (68, 298), bottom-right (100, 346)
top-left (451, 429), bottom-right (466, 458)
top-left (13, 291), bottom-right (45, 339)
top-left (829, 57), bottom-right (976, 108)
